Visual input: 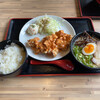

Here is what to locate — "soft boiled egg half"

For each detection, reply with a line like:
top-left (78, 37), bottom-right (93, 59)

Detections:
top-left (82, 43), bottom-right (96, 55)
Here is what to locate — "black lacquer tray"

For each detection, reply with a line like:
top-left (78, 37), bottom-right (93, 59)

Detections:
top-left (78, 0), bottom-right (100, 18)
top-left (5, 17), bottom-right (100, 77)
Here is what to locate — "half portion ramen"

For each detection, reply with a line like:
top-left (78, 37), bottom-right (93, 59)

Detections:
top-left (73, 31), bottom-right (100, 68)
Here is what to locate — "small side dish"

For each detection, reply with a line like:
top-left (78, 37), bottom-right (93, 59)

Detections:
top-left (0, 43), bottom-right (26, 74)
top-left (73, 31), bottom-right (100, 68)
top-left (27, 30), bottom-right (72, 57)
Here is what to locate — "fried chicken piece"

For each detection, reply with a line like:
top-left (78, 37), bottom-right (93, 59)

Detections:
top-left (27, 37), bottom-right (40, 47)
top-left (55, 30), bottom-right (72, 50)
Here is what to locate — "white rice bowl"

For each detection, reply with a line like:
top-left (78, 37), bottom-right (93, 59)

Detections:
top-left (0, 43), bottom-right (26, 75)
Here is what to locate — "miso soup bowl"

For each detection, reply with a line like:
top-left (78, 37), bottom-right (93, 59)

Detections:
top-left (0, 39), bottom-right (28, 77)
top-left (70, 31), bottom-right (100, 70)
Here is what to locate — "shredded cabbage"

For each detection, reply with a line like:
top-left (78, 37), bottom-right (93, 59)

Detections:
top-left (36, 16), bottom-right (60, 35)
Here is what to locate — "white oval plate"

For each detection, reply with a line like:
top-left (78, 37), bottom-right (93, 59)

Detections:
top-left (19, 15), bottom-right (76, 61)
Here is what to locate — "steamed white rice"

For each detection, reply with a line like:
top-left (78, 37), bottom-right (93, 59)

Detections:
top-left (0, 43), bottom-right (25, 74)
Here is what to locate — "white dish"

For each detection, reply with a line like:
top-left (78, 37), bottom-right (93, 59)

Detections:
top-left (19, 15), bottom-right (76, 61)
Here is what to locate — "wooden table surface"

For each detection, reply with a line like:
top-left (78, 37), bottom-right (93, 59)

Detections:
top-left (0, 0), bottom-right (100, 100)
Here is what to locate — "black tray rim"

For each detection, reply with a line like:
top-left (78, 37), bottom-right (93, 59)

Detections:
top-left (5, 17), bottom-right (100, 77)
top-left (78, 0), bottom-right (100, 18)
top-left (17, 73), bottom-right (100, 77)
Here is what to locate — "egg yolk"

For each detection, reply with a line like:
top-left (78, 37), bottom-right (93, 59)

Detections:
top-left (84, 44), bottom-right (94, 53)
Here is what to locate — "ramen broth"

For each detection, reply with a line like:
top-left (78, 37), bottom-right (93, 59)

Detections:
top-left (73, 32), bottom-right (100, 68)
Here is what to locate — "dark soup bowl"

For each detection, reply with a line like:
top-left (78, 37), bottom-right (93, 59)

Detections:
top-left (70, 31), bottom-right (100, 70)
top-left (0, 40), bottom-right (28, 77)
